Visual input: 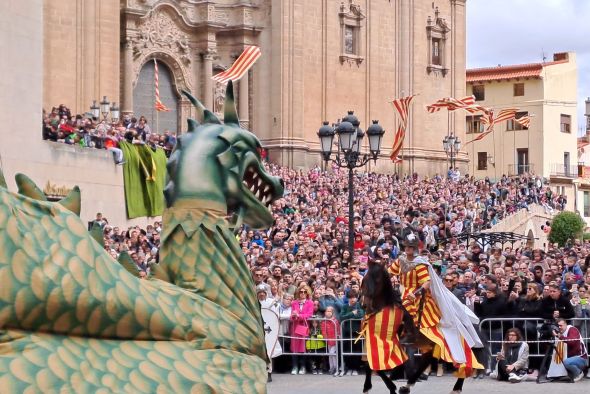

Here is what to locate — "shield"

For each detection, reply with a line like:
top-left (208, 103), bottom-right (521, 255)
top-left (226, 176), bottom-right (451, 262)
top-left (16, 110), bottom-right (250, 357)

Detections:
top-left (261, 307), bottom-right (281, 359)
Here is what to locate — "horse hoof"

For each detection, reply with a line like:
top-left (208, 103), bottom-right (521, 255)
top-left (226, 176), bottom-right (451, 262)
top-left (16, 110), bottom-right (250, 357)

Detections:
top-left (399, 386), bottom-right (411, 394)
top-left (363, 385), bottom-right (372, 393)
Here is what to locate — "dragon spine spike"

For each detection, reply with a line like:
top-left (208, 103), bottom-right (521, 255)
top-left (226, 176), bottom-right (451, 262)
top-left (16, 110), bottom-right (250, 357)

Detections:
top-left (58, 186), bottom-right (81, 216)
top-left (203, 110), bottom-right (221, 124)
top-left (89, 221), bottom-right (104, 246)
top-left (187, 118), bottom-right (199, 133)
top-left (223, 80), bottom-right (240, 125)
top-left (117, 251), bottom-right (141, 278)
top-left (0, 168), bottom-right (6, 188)
top-left (15, 173), bottom-right (48, 201)
top-left (181, 89), bottom-right (206, 122)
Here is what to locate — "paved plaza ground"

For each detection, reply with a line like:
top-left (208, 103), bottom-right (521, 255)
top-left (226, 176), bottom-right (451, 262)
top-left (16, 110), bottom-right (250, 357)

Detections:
top-left (267, 374), bottom-right (590, 394)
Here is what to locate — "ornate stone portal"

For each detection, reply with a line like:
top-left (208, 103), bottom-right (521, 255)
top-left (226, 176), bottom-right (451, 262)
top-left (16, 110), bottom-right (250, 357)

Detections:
top-left (121, 0), bottom-right (263, 134)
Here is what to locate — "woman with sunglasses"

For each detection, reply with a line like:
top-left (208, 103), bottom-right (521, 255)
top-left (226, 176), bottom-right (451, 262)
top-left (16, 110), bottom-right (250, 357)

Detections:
top-left (290, 286), bottom-right (314, 375)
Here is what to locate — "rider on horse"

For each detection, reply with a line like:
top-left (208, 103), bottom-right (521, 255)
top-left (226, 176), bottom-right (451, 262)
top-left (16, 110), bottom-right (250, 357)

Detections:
top-left (358, 262), bottom-right (407, 393)
top-left (390, 231), bottom-right (483, 394)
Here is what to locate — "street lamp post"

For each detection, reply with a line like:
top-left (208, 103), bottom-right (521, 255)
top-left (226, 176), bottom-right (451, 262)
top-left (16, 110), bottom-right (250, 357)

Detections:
top-left (90, 97), bottom-right (119, 122)
top-left (318, 111), bottom-right (385, 259)
top-left (442, 133), bottom-right (461, 170)
top-left (99, 96), bottom-right (111, 120)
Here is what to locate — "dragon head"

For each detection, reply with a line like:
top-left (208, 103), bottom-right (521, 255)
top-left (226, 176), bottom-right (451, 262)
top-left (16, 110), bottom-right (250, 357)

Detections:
top-left (165, 81), bottom-right (284, 229)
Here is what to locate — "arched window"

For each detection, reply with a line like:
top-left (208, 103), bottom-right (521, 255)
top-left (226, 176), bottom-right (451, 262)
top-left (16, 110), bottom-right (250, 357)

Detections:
top-left (133, 60), bottom-right (178, 133)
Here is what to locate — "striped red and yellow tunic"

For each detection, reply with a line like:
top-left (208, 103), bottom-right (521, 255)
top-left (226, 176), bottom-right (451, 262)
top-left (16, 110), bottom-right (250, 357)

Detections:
top-left (388, 259), bottom-right (483, 375)
top-left (361, 306), bottom-right (407, 371)
top-left (388, 260), bottom-right (441, 328)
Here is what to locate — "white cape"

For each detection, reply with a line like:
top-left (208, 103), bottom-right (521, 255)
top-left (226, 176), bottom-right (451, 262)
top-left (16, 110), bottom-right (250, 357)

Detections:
top-left (423, 262), bottom-right (483, 363)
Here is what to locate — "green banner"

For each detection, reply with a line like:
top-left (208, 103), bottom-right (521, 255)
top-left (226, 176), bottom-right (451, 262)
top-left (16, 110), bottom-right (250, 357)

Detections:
top-left (119, 141), bottom-right (167, 218)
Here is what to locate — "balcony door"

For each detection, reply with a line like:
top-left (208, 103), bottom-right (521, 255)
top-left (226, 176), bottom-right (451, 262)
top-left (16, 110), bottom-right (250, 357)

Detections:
top-left (517, 148), bottom-right (529, 174)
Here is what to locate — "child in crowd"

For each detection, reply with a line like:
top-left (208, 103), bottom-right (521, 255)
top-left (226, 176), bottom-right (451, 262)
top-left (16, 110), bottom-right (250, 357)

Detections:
top-left (321, 306), bottom-right (341, 376)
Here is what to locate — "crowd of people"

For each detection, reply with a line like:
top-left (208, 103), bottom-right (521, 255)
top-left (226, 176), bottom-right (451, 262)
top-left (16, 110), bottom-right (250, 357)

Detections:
top-left (42, 104), bottom-right (176, 164)
top-left (94, 162), bottom-right (588, 384)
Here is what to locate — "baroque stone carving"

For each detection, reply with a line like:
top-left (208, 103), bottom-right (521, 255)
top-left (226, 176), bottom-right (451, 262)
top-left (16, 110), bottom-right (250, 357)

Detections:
top-left (214, 82), bottom-right (226, 114)
top-left (134, 9), bottom-right (191, 66)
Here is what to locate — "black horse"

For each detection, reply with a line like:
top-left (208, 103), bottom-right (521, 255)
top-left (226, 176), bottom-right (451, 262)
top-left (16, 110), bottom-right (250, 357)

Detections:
top-left (360, 262), bottom-right (406, 394)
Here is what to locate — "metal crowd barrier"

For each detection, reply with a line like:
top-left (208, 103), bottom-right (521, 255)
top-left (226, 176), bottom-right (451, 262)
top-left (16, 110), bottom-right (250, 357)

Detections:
top-left (339, 318), bottom-right (365, 372)
top-left (277, 316), bottom-right (341, 372)
top-left (478, 317), bottom-right (590, 368)
top-left (271, 315), bottom-right (590, 376)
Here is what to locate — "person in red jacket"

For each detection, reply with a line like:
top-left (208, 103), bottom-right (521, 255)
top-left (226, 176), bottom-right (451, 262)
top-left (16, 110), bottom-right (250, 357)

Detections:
top-left (321, 305), bottom-right (341, 375)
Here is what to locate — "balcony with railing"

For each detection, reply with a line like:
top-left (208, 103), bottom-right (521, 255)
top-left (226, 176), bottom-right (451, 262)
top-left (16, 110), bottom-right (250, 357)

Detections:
top-left (508, 164), bottom-right (534, 176)
top-left (549, 162), bottom-right (584, 178)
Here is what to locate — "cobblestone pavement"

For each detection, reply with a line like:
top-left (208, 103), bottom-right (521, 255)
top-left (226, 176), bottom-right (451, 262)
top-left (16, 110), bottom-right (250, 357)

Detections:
top-left (267, 374), bottom-right (590, 394)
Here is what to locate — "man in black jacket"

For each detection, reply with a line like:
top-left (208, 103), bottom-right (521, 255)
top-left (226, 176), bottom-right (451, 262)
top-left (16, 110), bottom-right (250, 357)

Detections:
top-left (475, 286), bottom-right (509, 371)
top-left (539, 284), bottom-right (575, 321)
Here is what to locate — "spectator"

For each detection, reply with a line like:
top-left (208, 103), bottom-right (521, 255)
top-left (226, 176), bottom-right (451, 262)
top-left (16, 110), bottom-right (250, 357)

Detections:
top-left (321, 305), bottom-right (340, 376)
top-left (492, 328), bottom-right (529, 383)
top-left (554, 318), bottom-right (588, 382)
top-left (539, 284), bottom-right (575, 321)
top-left (338, 288), bottom-right (364, 377)
top-left (290, 285), bottom-right (314, 375)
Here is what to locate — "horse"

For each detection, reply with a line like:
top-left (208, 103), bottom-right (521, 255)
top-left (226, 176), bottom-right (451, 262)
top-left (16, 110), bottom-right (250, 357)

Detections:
top-left (359, 262), bottom-right (407, 394)
top-left (362, 261), bottom-right (482, 394)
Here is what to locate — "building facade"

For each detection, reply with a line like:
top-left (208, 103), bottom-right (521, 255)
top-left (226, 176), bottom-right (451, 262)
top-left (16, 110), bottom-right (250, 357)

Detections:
top-left (44, 0), bottom-right (469, 175)
top-left (2, 0), bottom-right (469, 225)
top-left (465, 52), bottom-right (578, 180)
top-left (465, 52), bottom-right (578, 211)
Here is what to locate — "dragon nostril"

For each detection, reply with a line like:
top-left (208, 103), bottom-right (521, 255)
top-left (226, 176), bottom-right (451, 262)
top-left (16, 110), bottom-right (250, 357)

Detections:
top-left (279, 179), bottom-right (285, 188)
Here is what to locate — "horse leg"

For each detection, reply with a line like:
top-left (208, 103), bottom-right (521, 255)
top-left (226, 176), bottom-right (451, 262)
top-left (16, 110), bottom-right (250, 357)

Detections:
top-left (451, 377), bottom-right (465, 393)
top-left (363, 363), bottom-right (373, 393)
top-left (399, 351), bottom-right (434, 394)
top-left (376, 370), bottom-right (398, 394)
top-left (407, 351), bottom-right (434, 385)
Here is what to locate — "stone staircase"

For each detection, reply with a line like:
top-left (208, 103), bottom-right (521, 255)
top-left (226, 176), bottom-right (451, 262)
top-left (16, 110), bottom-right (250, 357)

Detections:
top-left (482, 204), bottom-right (555, 249)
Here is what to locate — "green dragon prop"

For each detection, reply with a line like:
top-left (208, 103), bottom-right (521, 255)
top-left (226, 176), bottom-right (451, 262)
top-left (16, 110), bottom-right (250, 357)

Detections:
top-left (0, 81), bottom-right (284, 393)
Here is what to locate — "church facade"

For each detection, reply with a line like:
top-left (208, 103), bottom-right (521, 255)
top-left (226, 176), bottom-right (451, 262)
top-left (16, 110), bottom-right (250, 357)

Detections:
top-left (43, 0), bottom-right (468, 175)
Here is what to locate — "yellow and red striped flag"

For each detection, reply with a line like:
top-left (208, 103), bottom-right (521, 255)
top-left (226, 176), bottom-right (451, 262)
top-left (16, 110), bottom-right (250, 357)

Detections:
top-left (390, 124), bottom-right (405, 163)
top-left (154, 59), bottom-right (171, 112)
top-left (389, 94), bottom-right (415, 163)
top-left (515, 114), bottom-right (531, 128)
top-left (426, 95), bottom-right (476, 113)
top-left (493, 107), bottom-right (519, 123)
top-left (467, 107), bottom-right (519, 144)
top-left (213, 46), bottom-right (261, 84)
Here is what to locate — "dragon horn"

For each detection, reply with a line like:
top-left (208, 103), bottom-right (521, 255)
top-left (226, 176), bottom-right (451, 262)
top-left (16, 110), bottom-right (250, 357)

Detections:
top-left (223, 80), bottom-right (240, 125)
top-left (15, 173), bottom-right (47, 201)
top-left (0, 168), bottom-right (6, 188)
top-left (58, 186), bottom-right (81, 216)
top-left (181, 89), bottom-right (206, 122)
top-left (180, 88), bottom-right (221, 125)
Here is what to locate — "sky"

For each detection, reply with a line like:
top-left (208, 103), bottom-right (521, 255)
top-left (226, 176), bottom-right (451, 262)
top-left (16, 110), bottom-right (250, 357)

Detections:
top-left (467, 0), bottom-right (590, 136)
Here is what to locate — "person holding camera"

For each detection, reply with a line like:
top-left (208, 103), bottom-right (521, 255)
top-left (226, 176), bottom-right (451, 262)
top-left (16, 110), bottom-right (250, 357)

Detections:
top-left (539, 284), bottom-right (575, 321)
top-left (553, 318), bottom-right (588, 382)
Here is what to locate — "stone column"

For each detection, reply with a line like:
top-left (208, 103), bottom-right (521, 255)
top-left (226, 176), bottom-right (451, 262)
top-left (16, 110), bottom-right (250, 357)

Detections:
top-left (202, 48), bottom-right (216, 109)
top-left (239, 70), bottom-right (249, 126)
top-left (122, 38), bottom-right (134, 115)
